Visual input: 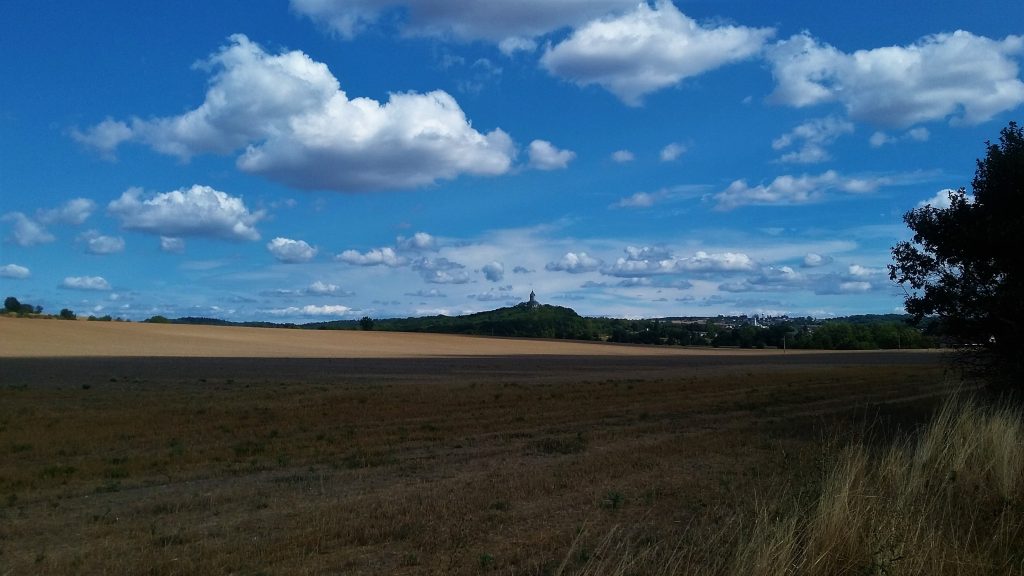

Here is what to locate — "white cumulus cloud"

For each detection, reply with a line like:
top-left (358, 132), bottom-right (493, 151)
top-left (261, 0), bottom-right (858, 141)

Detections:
top-left (802, 253), bottom-right (833, 268)
top-left (337, 247), bottom-right (407, 267)
top-left (267, 237), bottom-right (318, 263)
top-left (80, 231), bottom-right (126, 255)
top-left (0, 264), bottom-right (31, 279)
top-left (108, 185), bottom-right (264, 241)
top-left (545, 252), bottom-right (602, 273)
top-left (767, 30), bottom-right (1024, 127)
top-left (78, 35), bottom-right (516, 192)
top-left (659, 142), bottom-right (686, 161)
top-left (61, 276), bottom-right (112, 291)
top-left (541, 1), bottom-right (773, 105)
top-left (396, 231), bottom-right (438, 252)
top-left (528, 139), bottom-right (576, 170)
top-left (611, 149), bottom-right (635, 163)
top-left (916, 188), bottom-right (967, 209)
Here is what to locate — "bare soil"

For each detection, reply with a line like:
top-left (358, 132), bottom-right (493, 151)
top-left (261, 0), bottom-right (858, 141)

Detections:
top-left (0, 318), bottom-right (954, 574)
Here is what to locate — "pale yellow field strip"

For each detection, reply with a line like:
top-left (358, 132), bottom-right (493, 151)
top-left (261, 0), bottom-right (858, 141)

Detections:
top-left (0, 317), bottom-right (805, 358)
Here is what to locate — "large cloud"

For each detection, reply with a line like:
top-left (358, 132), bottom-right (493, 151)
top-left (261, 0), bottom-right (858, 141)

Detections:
top-left (107, 185), bottom-right (264, 241)
top-left (540, 1), bottom-right (773, 105)
top-left (767, 31), bottom-right (1024, 127)
top-left (290, 0), bottom-right (635, 48)
top-left (76, 35), bottom-right (516, 192)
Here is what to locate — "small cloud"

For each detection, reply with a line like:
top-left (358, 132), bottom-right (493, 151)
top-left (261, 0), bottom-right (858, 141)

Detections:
top-left (413, 257), bottom-right (470, 284)
top-left (528, 139), bottom-right (576, 171)
top-left (611, 149), bottom-right (635, 163)
top-left (546, 252), bottom-right (602, 273)
top-left (613, 190), bottom-right (664, 209)
top-left (2, 212), bottom-right (55, 246)
top-left (267, 237), bottom-right (317, 263)
top-left (337, 247), bottom-right (406, 267)
top-left (772, 116), bottom-right (853, 164)
top-left (871, 127), bottom-right (931, 148)
top-left (61, 276), bottom-right (112, 291)
top-left (72, 118), bottom-right (132, 159)
top-left (916, 188), bottom-right (965, 209)
top-left (307, 281), bottom-right (344, 295)
top-left (660, 143), bottom-right (686, 162)
top-left (0, 264), bottom-right (30, 279)
top-left (396, 232), bottom-right (437, 252)
top-left (80, 231), bottom-right (126, 255)
top-left (38, 198), bottom-right (96, 225)
top-left (482, 261), bottom-right (504, 282)
top-left (512, 265), bottom-right (534, 274)
top-left (265, 304), bottom-right (353, 317)
top-left (499, 36), bottom-right (538, 55)
top-left (160, 236), bottom-right (186, 253)
top-left (405, 289), bottom-right (446, 298)
top-left (802, 253), bottom-right (833, 268)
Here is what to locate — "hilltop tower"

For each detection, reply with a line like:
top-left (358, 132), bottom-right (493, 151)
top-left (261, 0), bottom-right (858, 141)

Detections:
top-left (527, 290), bottom-right (539, 308)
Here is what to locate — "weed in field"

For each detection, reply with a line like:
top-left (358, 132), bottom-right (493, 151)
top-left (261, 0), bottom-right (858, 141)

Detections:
top-left (601, 491), bottom-right (626, 511)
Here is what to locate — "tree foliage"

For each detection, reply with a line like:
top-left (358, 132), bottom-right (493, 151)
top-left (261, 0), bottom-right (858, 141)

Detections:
top-left (4, 296), bottom-right (21, 313)
top-left (890, 121), bottom-right (1024, 381)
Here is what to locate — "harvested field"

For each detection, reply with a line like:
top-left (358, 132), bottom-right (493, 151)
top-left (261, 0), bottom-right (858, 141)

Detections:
top-left (0, 319), bottom-right (956, 574)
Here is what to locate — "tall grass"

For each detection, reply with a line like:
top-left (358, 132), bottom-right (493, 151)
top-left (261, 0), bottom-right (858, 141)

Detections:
top-left (571, 397), bottom-right (1024, 575)
top-left (734, 397), bottom-right (1023, 576)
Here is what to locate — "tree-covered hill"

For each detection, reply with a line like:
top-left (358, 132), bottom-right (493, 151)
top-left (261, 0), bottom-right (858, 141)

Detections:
top-left (310, 303), bottom-right (599, 340)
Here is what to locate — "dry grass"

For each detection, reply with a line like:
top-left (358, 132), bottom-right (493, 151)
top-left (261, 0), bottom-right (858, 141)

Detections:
top-left (730, 396), bottom-right (1023, 576)
top-left (574, 396), bottom-right (1023, 576)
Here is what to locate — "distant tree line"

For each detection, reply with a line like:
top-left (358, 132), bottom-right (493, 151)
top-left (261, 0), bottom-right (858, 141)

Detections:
top-left (598, 318), bottom-right (934, 350)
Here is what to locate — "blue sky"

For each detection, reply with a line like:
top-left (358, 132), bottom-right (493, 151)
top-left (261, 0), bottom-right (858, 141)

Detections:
top-left (2, 1), bottom-right (1022, 322)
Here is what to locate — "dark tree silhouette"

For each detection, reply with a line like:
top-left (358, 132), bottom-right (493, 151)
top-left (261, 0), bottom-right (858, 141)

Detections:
top-left (4, 296), bottom-right (20, 313)
top-left (890, 121), bottom-right (1023, 384)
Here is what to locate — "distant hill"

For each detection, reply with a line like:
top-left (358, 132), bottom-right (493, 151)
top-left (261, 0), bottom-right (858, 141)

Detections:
top-left (309, 302), bottom-right (599, 340)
